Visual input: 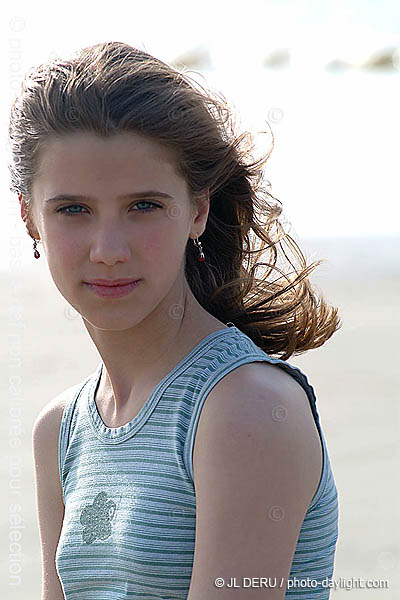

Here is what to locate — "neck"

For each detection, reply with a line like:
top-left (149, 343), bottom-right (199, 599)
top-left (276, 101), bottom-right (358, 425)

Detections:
top-left (82, 278), bottom-right (226, 417)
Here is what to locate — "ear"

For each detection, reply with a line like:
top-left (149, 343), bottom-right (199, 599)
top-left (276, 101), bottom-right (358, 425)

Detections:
top-left (191, 189), bottom-right (210, 229)
top-left (19, 193), bottom-right (40, 239)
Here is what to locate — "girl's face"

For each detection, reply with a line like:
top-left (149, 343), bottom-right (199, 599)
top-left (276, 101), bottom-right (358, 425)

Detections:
top-left (25, 131), bottom-right (208, 330)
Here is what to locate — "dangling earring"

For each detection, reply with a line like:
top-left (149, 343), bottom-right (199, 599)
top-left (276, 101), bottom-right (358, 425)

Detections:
top-left (193, 237), bottom-right (205, 262)
top-left (33, 239), bottom-right (40, 259)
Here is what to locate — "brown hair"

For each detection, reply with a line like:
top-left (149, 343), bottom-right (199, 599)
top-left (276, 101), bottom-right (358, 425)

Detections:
top-left (8, 41), bottom-right (342, 360)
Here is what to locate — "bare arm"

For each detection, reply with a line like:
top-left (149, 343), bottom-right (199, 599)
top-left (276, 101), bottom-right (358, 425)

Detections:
top-left (32, 395), bottom-right (70, 600)
top-left (187, 362), bottom-right (323, 599)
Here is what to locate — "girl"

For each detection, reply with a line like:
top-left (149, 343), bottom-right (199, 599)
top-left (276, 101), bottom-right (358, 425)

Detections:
top-left (9, 41), bottom-right (340, 599)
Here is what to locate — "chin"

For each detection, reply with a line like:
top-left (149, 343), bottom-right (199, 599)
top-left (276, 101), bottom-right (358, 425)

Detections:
top-left (81, 311), bottom-right (144, 332)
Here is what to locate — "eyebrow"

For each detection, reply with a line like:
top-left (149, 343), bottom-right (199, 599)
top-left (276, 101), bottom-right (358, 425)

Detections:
top-left (45, 191), bottom-right (174, 204)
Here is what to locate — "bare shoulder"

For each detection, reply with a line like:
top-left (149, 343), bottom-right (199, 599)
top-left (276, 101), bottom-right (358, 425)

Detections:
top-left (32, 382), bottom-right (82, 479)
top-left (31, 385), bottom-right (77, 506)
top-left (32, 384), bottom-right (80, 600)
top-left (33, 383), bottom-right (80, 443)
top-left (193, 360), bottom-right (319, 441)
top-left (188, 361), bottom-right (323, 599)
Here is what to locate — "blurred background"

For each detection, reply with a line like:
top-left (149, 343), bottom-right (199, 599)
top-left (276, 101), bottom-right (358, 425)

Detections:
top-left (1, 0), bottom-right (399, 597)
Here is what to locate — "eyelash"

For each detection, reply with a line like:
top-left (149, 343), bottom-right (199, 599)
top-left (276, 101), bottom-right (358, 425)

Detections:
top-left (55, 201), bottom-right (161, 216)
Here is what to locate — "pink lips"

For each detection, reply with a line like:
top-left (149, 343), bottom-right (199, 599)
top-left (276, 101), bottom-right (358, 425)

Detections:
top-left (85, 278), bottom-right (140, 286)
top-left (84, 279), bottom-right (141, 298)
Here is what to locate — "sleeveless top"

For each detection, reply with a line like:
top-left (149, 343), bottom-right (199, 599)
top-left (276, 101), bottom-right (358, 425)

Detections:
top-left (56, 325), bottom-right (339, 599)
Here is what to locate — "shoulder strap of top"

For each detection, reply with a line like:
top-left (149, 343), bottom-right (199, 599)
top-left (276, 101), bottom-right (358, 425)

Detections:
top-left (261, 355), bottom-right (323, 440)
top-left (58, 373), bottom-right (94, 494)
top-left (256, 355), bottom-right (330, 511)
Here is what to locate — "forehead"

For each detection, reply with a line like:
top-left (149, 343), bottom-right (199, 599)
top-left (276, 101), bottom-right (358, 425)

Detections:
top-left (33, 131), bottom-right (182, 190)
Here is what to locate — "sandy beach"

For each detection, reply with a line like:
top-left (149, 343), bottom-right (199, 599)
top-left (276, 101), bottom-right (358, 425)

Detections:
top-left (2, 234), bottom-right (399, 599)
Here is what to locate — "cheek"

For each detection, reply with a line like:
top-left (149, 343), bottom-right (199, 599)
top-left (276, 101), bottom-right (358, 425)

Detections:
top-left (141, 234), bottom-right (162, 255)
top-left (49, 235), bottom-right (81, 263)
top-left (141, 223), bottom-right (185, 260)
top-left (44, 230), bottom-right (82, 277)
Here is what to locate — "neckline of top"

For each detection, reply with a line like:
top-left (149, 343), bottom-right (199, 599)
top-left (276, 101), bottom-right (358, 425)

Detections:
top-left (86, 325), bottom-right (240, 443)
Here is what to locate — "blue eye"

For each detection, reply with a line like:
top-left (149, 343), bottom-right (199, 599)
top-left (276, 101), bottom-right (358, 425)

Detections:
top-left (56, 205), bottom-right (87, 215)
top-left (131, 201), bottom-right (160, 213)
top-left (56, 201), bottom-right (161, 215)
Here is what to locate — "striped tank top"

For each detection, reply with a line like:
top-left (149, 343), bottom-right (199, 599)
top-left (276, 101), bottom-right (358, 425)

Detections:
top-left (56, 325), bottom-right (339, 599)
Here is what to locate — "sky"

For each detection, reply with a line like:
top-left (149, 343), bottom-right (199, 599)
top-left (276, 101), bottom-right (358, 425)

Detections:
top-left (3, 0), bottom-right (400, 69)
top-left (1, 0), bottom-right (399, 269)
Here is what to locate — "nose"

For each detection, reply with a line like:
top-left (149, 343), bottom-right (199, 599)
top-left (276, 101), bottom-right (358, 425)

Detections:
top-left (89, 227), bottom-right (132, 266)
